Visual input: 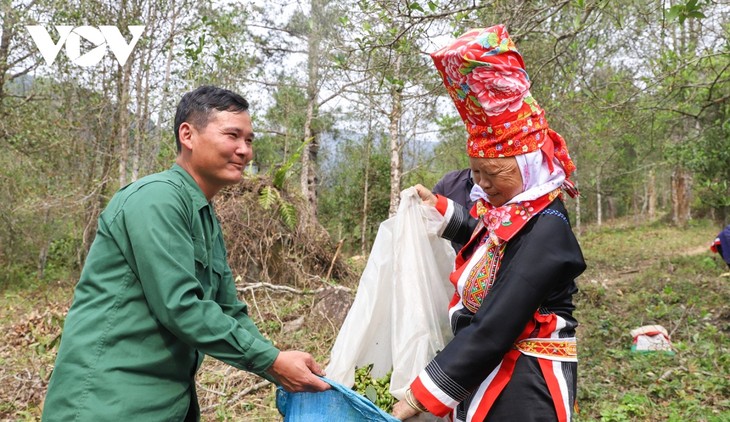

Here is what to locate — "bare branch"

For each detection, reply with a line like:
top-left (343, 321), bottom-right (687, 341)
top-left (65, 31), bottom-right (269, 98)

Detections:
top-left (247, 23), bottom-right (304, 40)
top-left (261, 46), bottom-right (308, 55)
top-left (318, 74), bottom-right (374, 106)
top-left (236, 280), bottom-right (352, 295)
top-left (240, 78), bottom-right (307, 89)
top-left (199, 380), bottom-right (272, 413)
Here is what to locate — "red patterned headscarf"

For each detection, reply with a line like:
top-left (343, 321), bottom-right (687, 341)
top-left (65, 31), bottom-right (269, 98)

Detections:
top-left (430, 25), bottom-right (577, 181)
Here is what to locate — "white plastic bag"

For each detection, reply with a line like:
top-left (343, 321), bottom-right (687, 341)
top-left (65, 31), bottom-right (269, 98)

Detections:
top-left (326, 187), bottom-right (455, 406)
top-left (630, 325), bottom-right (674, 353)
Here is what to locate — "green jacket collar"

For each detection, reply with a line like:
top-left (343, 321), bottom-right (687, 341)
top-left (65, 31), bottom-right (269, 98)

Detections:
top-left (170, 164), bottom-right (210, 210)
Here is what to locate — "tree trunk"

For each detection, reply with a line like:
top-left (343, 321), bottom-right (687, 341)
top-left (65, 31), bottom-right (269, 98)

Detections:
top-left (631, 186), bottom-right (640, 222)
top-left (116, 56), bottom-right (134, 187)
top-left (647, 168), bottom-right (656, 220)
top-left (607, 196), bottom-right (617, 220)
top-left (37, 209), bottom-right (50, 280)
top-left (0, 3), bottom-right (14, 114)
top-left (0, 2), bottom-right (36, 127)
top-left (133, 7), bottom-right (154, 181)
top-left (388, 55), bottom-right (403, 217)
top-left (596, 176), bottom-right (602, 226)
top-left (132, 53), bottom-right (146, 182)
top-left (300, 0), bottom-right (323, 225)
top-left (361, 134), bottom-right (371, 255)
top-left (153, 1), bottom-right (177, 161)
top-left (300, 97), bottom-right (317, 222)
top-left (81, 152), bottom-right (113, 264)
top-left (671, 166), bottom-right (692, 225)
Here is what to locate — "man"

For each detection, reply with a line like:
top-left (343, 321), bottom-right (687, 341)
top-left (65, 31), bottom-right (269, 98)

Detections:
top-left (432, 168), bottom-right (475, 252)
top-left (42, 86), bottom-right (329, 421)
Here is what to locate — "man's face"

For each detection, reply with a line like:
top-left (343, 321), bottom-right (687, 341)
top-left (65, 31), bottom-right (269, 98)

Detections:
top-left (184, 110), bottom-right (254, 197)
top-left (469, 156), bottom-right (523, 207)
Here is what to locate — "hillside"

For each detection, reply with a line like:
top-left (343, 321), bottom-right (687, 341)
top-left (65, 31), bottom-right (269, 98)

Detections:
top-left (1, 218), bottom-right (728, 421)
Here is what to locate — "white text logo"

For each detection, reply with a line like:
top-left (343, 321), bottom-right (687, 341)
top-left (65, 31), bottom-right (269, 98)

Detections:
top-left (26, 25), bottom-right (145, 67)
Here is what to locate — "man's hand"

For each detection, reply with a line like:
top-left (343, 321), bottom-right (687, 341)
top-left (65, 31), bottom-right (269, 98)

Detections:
top-left (267, 351), bottom-right (331, 392)
top-left (392, 400), bottom-right (420, 421)
top-left (414, 184), bottom-right (437, 207)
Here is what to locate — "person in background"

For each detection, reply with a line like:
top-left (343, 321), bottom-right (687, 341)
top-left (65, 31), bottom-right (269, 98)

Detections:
top-left (433, 168), bottom-right (475, 252)
top-left (42, 86), bottom-right (329, 422)
top-left (392, 25), bottom-right (585, 422)
top-left (710, 224), bottom-right (730, 269)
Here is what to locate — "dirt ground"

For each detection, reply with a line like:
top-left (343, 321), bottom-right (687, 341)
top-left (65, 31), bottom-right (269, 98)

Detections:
top-left (0, 218), bottom-right (724, 420)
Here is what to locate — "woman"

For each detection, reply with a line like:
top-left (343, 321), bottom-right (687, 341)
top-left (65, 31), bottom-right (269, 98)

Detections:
top-left (710, 225), bottom-right (730, 269)
top-left (392, 25), bottom-right (586, 421)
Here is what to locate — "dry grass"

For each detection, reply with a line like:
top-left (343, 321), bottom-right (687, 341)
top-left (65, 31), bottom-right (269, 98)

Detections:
top-left (0, 281), bottom-right (347, 421)
top-left (0, 175), bottom-right (356, 421)
top-left (2, 214), bottom-right (727, 421)
top-left (0, 281), bottom-right (68, 420)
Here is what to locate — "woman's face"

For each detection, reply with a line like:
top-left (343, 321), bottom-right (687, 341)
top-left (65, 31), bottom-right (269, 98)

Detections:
top-left (470, 156), bottom-right (523, 207)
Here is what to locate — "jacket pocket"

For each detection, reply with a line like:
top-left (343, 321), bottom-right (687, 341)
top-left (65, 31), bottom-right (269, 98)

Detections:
top-left (193, 236), bottom-right (208, 270)
top-left (210, 258), bottom-right (226, 292)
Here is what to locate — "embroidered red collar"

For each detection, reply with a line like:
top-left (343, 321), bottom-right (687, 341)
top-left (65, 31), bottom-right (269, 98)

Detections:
top-left (471, 188), bottom-right (562, 245)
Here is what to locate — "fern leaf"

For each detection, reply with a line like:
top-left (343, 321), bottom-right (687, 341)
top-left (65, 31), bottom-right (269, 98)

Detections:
top-left (273, 137), bottom-right (313, 190)
top-left (279, 202), bottom-right (298, 230)
top-left (258, 186), bottom-right (279, 210)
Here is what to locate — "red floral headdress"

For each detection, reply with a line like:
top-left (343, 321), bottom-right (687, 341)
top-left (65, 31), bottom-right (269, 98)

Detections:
top-left (431, 25), bottom-right (576, 180)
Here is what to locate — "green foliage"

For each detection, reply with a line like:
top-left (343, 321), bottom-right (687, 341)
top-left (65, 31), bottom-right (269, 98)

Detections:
top-left (274, 137), bottom-right (311, 190)
top-left (258, 186), bottom-right (298, 231)
top-left (0, 79), bottom-right (96, 285)
top-left (278, 202), bottom-right (298, 231)
top-left (257, 137), bottom-right (313, 231)
top-left (666, 0), bottom-right (707, 24)
top-left (575, 219), bottom-right (730, 421)
top-left (183, 33), bottom-right (206, 63)
top-left (353, 364), bottom-right (395, 413)
top-left (319, 133), bottom-right (391, 254)
top-left (178, 4), bottom-right (257, 87)
top-left (256, 79), bottom-right (334, 177)
top-left (580, 218), bottom-right (715, 271)
top-left (0, 264), bottom-right (37, 291)
top-left (431, 114), bottom-right (470, 173)
top-left (258, 186), bottom-right (279, 210)
top-left (599, 392), bottom-right (650, 421)
top-left (408, 2), bottom-right (425, 14)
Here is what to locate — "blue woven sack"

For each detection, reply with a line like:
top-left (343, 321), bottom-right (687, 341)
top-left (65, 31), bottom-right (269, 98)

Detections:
top-left (276, 377), bottom-right (399, 422)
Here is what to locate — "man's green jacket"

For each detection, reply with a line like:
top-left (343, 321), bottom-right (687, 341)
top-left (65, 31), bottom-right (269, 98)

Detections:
top-left (42, 165), bottom-right (279, 421)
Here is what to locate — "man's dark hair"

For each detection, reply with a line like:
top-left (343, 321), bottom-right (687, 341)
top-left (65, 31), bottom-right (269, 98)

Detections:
top-left (174, 85), bottom-right (249, 152)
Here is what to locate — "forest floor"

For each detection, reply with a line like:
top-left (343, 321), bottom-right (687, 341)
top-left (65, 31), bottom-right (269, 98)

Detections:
top-left (1, 217), bottom-right (728, 421)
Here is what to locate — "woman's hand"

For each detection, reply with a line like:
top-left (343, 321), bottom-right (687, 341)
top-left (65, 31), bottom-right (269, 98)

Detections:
top-left (392, 400), bottom-right (420, 421)
top-left (414, 184), bottom-right (437, 207)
